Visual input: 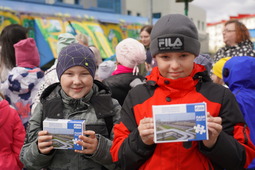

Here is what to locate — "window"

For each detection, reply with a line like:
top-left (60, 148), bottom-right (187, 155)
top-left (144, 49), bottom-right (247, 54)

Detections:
top-left (137, 13), bottom-right (140, 17)
top-left (97, 0), bottom-right (121, 13)
top-left (202, 22), bottom-right (205, 31)
top-left (127, 10), bottom-right (132, 15)
top-left (153, 13), bottom-right (161, 19)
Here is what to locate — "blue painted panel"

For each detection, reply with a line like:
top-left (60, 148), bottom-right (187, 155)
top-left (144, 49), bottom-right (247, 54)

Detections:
top-left (34, 21), bottom-right (54, 67)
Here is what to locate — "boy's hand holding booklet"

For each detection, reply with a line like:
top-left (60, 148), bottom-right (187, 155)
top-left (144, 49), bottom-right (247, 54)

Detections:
top-left (153, 102), bottom-right (208, 143)
top-left (43, 118), bottom-right (85, 150)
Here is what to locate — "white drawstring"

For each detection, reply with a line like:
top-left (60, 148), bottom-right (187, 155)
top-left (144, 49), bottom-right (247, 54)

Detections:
top-left (132, 65), bottom-right (139, 75)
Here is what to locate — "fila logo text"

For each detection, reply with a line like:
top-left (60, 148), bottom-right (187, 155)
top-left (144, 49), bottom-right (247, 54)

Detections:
top-left (158, 37), bottom-right (184, 51)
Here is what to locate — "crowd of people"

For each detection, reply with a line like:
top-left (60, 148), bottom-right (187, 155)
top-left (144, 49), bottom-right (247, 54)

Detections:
top-left (0, 13), bottom-right (255, 170)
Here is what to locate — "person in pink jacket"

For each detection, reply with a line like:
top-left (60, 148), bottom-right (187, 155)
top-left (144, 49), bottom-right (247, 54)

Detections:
top-left (0, 93), bottom-right (25, 170)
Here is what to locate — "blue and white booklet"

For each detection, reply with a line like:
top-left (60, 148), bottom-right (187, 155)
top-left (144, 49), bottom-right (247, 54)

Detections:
top-left (153, 102), bottom-right (208, 143)
top-left (43, 118), bottom-right (86, 150)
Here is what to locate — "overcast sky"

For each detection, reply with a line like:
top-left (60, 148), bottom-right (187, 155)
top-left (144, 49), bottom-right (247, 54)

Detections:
top-left (190, 0), bottom-right (255, 23)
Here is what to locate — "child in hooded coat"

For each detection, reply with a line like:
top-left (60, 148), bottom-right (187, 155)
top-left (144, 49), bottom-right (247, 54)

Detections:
top-left (103, 38), bottom-right (146, 106)
top-left (0, 38), bottom-right (44, 128)
top-left (223, 56), bottom-right (255, 169)
top-left (0, 93), bottom-right (25, 170)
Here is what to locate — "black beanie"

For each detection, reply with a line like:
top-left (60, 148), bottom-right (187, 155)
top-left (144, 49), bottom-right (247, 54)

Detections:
top-left (150, 14), bottom-right (200, 57)
top-left (56, 43), bottom-right (96, 80)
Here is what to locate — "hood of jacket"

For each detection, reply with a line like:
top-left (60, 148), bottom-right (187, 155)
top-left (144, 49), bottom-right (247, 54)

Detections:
top-left (223, 56), bottom-right (255, 91)
top-left (1, 67), bottom-right (44, 95)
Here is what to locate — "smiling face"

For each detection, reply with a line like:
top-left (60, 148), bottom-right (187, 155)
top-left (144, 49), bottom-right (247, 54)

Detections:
top-left (223, 23), bottom-right (237, 46)
top-left (155, 52), bottom-right (195, 79)
top-left (140, 30), bottom-right (151, 47)
top-left (60, 66), bottom-right (93, 99)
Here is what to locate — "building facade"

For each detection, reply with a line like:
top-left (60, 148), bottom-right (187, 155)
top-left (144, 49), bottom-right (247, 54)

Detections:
top-left (63, 0), bottom-right (208, 53)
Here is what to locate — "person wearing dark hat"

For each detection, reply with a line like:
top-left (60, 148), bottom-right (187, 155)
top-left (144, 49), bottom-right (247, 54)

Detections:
top-left (31, 33), bottom-right (77, 114)
top-left (20, 43), bottom-right (121, 170)
top-left (110, 14), bottom-right (255, 170)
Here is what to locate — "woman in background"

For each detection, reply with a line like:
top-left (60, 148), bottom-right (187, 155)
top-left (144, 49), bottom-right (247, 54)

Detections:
top-left (139, 25), bottom-right (154, 75)
top-left (214, 19), bottom-right (255, 62)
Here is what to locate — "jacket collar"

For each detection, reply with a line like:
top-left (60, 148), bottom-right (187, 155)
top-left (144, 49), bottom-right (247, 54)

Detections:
top-left (146, 63), bottom-right (206, 97)
top-left (60, 88), bottom-right (93, 107)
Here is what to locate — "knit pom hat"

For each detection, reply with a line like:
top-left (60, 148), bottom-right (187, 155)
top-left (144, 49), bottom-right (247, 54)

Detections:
top-left (116, 38), bottom-right (146, 74)
top-left (56, 43), bottom-right (96, 80)
top-left (14, 38), bottom-right (40, 68)
top-left (212, 57), bottom-right (231, 79)
top-left (194, 54), bottom-right (213, 74)
top-left (150, 14), bottom-right (200, 57)
top-left (57, 33), bottom-right (77, 56)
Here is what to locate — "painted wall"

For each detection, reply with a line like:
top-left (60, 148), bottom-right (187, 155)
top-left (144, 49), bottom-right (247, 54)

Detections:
top-left (0, 11), bottom-right (143, 68)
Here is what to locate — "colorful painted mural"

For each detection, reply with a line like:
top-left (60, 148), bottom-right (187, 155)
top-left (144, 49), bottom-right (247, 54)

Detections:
top-left (100, 22), bottom-right (142, 51)
top-left (69, 21), bottom-right (114, 59)
top-left (0, 11), bottom-right (20, 29)
top-left (0, 11), bottom-right (144, 68)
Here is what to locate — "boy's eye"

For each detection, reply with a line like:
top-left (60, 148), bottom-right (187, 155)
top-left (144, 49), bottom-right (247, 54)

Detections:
top-left (180, 54), bottom-right (188, 58)
top-left (64, 72), bottom-right (73, 76)
top-left (81, 73), bottom-right (90, 76)
top-left (160, 55), bottom-right (169, 59)
top-left (180, 54), bottom-right (187, 57)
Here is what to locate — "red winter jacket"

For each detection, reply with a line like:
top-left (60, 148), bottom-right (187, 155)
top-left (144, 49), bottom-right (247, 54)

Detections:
top-left (0, 99), bottom-right (25, 170)
top-left (110, 64), bottom-right (255, 170)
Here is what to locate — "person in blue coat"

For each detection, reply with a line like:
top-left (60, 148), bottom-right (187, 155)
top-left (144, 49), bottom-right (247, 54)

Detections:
top-left (223, 56), bottom-right (255, 169)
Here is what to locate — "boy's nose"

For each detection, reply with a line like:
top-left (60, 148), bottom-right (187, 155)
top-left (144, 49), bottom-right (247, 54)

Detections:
top-left (170, 59), bottom-right (180, 69)
top-left (73, 76), bottom-right (81, 84)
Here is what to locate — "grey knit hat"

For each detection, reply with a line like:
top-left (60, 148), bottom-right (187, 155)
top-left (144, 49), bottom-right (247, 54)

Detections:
top-left (150, 14), bottom-right (200, 57)
top-left (56, 43), bottom-right (96, 80)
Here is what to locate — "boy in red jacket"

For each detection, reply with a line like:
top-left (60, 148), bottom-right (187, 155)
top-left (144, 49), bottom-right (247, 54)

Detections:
top-left (110, 14), bottom-right (255, 170)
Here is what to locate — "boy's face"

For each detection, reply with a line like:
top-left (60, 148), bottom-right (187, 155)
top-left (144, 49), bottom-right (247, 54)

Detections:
top-left (155, 52), bottom-right (195, 79)
top-left (60, 66), bottom-right (93, 99)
